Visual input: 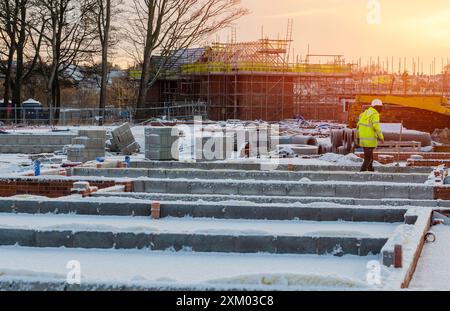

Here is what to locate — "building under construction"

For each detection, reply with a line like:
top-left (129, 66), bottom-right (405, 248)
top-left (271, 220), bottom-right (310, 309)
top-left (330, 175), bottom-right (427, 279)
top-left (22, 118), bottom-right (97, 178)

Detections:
top-left (144, 26), bottom-right (450, 124)
top-left (146, 31), bottom-right (354, 121)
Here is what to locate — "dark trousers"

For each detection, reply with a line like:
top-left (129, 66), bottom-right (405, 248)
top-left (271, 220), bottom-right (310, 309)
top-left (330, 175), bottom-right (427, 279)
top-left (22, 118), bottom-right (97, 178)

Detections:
top-left (361, 147), bottom-right (375, 172)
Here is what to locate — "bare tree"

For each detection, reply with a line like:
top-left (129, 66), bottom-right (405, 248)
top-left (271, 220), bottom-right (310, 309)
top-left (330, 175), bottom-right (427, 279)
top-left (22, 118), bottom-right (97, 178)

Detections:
top-left (126, 0), bottom-right (248, 121)
top-left (92, 0), bottom-right (123, 125)
top-left (32, 0), bottom-right (99, 124)
top-left (12, 0), bottom-right (47, 118)
top-left (0, 0), bottom-right (19, 121)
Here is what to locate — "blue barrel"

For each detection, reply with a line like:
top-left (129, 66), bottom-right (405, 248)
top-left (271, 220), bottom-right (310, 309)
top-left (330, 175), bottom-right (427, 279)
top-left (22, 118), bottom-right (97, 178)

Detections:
top-left (34, 160), bottom-right (41, 176)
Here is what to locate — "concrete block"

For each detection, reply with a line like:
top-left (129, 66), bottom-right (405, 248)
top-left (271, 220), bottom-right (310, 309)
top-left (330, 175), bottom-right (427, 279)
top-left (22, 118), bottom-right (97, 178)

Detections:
top-left (392, 174), bottom-right (415, 183)
top-left (133, 180), bottom-right (145, 193)
top-left (360, 238), bottom-right (388, 256)
top-left (384, 185), bottom-right (408, 199)
top-left (192, 235), bottom-right (235, 252)
top-left (352, 209), bottom-right (386, 222)
top-left (144, 180), bottom-right (167, 193)
top-left (147, 169), bottom-right (167, 179)
top-left (383, 209), bottom-right (407, 223)
top-left (73, 231), bottom-right (114, 249)
top-left (320, 208), bottom-right (353, 221)
top-left (151, 233), bottom-right (193, 251)
top-left (335, 184), bottom-right (359, 198)
top-left (223, 205), bottom-right (256, 219)
top-left (382, 250), bottom-right (395, 267)
top-left (404, 214), bottom-right (418, 225)
top-left (35, 231), bottom-right (73, 248)
top-left (189, 182), bottom-right (215, 195)
top-left (114, 233), bottom-right (142, 249)
top-left (129, 204), bottom-right (151, 217)
top-left (317, 237), bottom-right (359, 256)
top-left (98, 203), bottom-right (131, 216)
top-left (192, 204), bottom-right (225, 218)
top-left (409, 186), bottom-right (434, 200)
top-left (159, 204), bottom-right (191, 218)
top-left (287, 207), bottom-right (320, 221)
top-left (286, 184), bottom-right (309, 196)
top-left (39, 201), bottom-right (70, 214)
top-left (275, 236), bottom-right (317, 254)
top-left (309, 184), bottom-right (335, 197)
top-left (238, 183), bottom-right (262, 196)
top-left (165, 180), bottom-right (190, 194)
top-left (234, 235), bottom-right (275, 253)
top-left (0, 200), bottom-right (15, 213)
top-left (0, 229), bottom-right (35, 246)
top-left (358, 185), bottom-right (385, 199)
top-left (211, 183), bottom-right (239, 195)
top-left (253, 206), bottom-right (289, 220)
top-left (13, 201), bottom-right (39, 214)
top-left (262, 184), bottom-right (287, 196)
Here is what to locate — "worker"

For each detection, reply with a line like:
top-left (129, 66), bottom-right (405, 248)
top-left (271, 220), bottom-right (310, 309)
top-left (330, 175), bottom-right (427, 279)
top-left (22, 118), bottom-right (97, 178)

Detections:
top-left (357, 99), bottom-right (385, 172)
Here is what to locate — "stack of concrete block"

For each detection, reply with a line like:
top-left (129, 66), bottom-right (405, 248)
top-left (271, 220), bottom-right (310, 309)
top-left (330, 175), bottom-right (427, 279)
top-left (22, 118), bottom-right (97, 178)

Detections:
top-left (67, 130), bottom-right (106, 163)
top-left (110, 123), bottom-right (140, 155)
top-left (195, 132), bottom-right (234, 161)
top-left (0, 134), bottom-right (76, 154)
top-left (145, 127), bottom-right (179, 160)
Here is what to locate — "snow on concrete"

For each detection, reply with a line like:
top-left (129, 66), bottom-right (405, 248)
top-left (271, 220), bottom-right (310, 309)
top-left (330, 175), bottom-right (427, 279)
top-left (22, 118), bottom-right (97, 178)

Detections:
top-left (409, 224), bottom-right (450, 290)
top-left (0, 213), bottom-right (399, 237)
top-left (0, 153), bottom-right (33, 174)
top-left (380, 207), bottom-right (432, 289)
top-left (0, 246), bottom-right (377, 290)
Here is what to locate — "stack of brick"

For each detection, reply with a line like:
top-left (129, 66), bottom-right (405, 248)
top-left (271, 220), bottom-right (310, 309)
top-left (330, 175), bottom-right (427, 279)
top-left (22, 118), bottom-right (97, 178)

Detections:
top-left (110, 123), bottom-right (140, 155)
top-left (70, 181), bottom-right (98, 197)
top-left (145, 127), bottom-right (179, 160)
top-left (67, 130), bottom-right (106, 163)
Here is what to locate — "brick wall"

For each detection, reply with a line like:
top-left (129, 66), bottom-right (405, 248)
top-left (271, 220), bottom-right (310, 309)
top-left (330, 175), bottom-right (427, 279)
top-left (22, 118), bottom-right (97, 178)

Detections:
top-left (435, 187), bottom-right (450, 200)
top-left (0, 178), bottom-right (133, 198)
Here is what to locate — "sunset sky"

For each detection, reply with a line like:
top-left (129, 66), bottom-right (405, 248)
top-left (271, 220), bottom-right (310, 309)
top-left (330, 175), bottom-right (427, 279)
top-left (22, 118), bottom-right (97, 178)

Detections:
top-left (116, 0), bottom-right (450, 73)
top-left (214, 0), bottom-right (450, 73)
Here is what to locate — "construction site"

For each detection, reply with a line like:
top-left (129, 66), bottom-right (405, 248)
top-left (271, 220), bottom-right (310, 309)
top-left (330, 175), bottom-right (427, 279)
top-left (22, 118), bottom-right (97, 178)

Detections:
top-left (1, 22), bottom-right (450, 292)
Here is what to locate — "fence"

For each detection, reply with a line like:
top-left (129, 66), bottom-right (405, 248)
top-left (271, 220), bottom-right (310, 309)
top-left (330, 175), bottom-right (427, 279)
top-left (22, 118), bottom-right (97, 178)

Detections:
top-left (0, 101), bottom-right (208, 125)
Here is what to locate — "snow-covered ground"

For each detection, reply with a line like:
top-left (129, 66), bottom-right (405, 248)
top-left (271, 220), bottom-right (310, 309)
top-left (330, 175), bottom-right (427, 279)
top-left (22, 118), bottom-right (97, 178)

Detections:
top-left (0, 213), bottom-right (398, 238)
top-left (0, 246), bottom-right (377, 290)
top-left (0, 153), bottom-right (34, 175)
top-left (409, 225), bottom-right (450, 290)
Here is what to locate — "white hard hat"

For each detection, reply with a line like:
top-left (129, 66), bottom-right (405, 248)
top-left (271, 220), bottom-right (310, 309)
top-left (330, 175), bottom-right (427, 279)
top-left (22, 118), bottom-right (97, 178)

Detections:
top-left (371, 99), bottom-right (383, 107)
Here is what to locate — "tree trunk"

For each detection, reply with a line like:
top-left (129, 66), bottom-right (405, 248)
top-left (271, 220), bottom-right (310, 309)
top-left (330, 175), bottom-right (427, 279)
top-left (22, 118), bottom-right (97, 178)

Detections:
top-left (135, 54), bottom-right (152, 122)
top-left (12, 2), bottom-right (27, 118)
top-left (2, 45), bottom-right (15, 122)
top-left (54, 74), bottom-right (61, 123)
top-left (99, 0), bottom-right (111, 126)
top-left (12, 41), bottom-right (25, 117)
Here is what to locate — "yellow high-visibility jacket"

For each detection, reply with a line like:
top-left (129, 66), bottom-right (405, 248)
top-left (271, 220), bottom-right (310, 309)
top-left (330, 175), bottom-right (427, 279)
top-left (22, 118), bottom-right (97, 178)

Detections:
top-left (357, 107), bottom-right (384, 148)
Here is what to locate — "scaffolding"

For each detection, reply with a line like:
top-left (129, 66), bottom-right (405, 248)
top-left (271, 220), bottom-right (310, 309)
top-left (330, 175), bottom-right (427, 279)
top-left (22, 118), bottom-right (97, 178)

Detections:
top-left (143, 24), bottom-right (450, 122)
